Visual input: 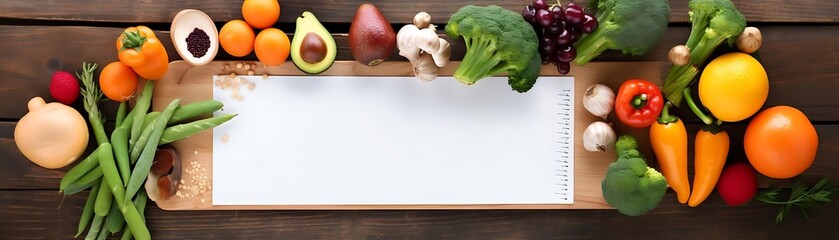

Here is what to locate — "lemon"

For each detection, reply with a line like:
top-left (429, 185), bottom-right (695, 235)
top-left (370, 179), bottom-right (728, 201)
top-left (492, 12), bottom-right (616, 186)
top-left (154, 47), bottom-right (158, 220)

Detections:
top-left (698, 52), bottom-right (769, 122)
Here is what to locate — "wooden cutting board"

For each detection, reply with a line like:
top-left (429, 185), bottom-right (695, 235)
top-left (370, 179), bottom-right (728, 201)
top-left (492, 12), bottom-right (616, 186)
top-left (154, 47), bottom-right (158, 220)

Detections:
top-left (151, 60), bottom-right (661, 210)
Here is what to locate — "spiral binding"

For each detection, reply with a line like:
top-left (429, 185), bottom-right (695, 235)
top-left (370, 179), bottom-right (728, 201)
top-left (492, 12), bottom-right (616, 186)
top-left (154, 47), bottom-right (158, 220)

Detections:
top-left (553, 87), bottom-right (573, 202)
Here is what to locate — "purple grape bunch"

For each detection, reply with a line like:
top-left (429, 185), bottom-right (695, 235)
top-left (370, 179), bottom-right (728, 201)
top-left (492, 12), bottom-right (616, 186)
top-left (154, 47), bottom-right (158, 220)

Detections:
top-left (522, 0), bottom-right (598, 74)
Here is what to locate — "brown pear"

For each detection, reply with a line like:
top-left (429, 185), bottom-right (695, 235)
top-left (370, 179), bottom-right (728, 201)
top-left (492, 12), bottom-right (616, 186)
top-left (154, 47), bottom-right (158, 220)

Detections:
top-left (349, 3), bottom-right (396, 66)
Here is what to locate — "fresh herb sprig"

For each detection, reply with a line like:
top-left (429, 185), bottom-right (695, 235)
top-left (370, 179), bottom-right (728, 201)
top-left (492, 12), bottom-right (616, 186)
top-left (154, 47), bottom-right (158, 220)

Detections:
top-left (755, 177), bottom-right (837, 223)
top-left (77, 62), bottom-right (108, 145)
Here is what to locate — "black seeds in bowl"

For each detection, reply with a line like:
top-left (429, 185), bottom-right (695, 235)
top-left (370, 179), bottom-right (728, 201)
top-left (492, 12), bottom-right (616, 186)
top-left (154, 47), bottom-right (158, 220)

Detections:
top-left (185, 28), bottom-right (211, 58)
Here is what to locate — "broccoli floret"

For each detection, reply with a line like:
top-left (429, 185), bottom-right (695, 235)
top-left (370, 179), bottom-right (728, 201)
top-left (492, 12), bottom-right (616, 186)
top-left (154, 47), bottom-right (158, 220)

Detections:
top-left (602, 135), bottom-right (667, 216)
top-left (572, 0), bottom-right (671, 65)
top-left (614, 135), bottom-right (639, 153)
top-left (661, 0), bottom-right (746, 105)
top-left (445, 5), bottom-right (541, 93)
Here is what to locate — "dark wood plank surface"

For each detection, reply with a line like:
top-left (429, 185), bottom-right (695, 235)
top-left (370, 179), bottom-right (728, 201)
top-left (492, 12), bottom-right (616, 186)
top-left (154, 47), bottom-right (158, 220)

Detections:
top-left (1, 0), bottom-right (838, 239)
top-left (0, 0), bottom-right (836, 24)
top-left (1, 191), bottom-right (837, 239)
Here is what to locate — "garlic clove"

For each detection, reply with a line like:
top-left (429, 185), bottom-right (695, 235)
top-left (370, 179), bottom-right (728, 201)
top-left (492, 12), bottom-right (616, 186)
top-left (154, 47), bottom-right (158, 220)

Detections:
top-left (414, 53), bottom-right (439, 81)
top-left (397, 25), bottom-right (421, 58)
top-left (583, 121), bottom-right (616, 152)
top-left (582, 84), bottom-right (616, 120)
top-left (431, 38), bottom-right (451, 68)
top-left (416, 28), bottom-right (440, 54)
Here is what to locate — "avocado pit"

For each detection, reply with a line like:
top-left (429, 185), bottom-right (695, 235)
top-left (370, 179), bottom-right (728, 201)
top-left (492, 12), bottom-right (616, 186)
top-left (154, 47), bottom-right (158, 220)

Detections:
top-left (301, 32), bottom-right (326, 63)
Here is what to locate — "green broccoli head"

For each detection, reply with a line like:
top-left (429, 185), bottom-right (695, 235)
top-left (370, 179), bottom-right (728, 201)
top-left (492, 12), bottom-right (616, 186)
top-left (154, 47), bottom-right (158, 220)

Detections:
top-left (573, 0), bottom-right (671, 65)
top-left (445, 5), bottom-right (540, 93)
top-left (685, 0), bottom-right (746, 64)
top-left (602, 135), bottom-right (667, 216)
top-left (507, 54), bottom-right (542, 93)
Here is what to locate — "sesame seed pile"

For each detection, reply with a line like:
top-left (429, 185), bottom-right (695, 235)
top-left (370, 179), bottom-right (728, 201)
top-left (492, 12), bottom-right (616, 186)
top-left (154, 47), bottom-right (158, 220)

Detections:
top-left (175, 160), bottom-right (210, 201)
top-left (214, 62), bottom-right (266, 101)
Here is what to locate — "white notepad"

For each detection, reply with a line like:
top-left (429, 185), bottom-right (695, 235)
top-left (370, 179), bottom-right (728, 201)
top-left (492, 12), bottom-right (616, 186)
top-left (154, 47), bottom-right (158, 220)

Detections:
top-left (212, 76), bottom-right (574, 205)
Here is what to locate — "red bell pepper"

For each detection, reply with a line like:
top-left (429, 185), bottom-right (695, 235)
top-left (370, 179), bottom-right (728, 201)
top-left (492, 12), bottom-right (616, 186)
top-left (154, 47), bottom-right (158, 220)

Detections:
top-left (615, 79), bottom-right (664, 128)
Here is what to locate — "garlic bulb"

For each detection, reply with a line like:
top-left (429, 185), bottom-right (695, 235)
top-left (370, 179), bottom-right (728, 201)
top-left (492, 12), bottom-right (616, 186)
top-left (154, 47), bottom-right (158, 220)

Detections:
top-left (583, 84), bottom-right (615, 120)
top-left (583, 121), bottom-right (616, 152)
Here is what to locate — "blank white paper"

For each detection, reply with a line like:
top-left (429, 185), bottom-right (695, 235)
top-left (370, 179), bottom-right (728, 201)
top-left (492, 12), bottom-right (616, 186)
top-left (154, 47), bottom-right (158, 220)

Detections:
top-left (212, 76), bottom-right (574, 205)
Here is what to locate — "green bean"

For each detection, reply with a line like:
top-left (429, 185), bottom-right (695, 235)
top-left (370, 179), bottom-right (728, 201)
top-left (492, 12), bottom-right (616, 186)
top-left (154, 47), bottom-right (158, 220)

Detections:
top-left (129, 117), bottom-right (156, 164)
top-left (159, 114), bottom-right (238, 145)
top-left (119, 107), bottom-right (136, 130)
top-left (142, 112), bottom-right (160, 129)
top-left (119, 190), bottom-right (148, 240)
top-left (135, 190), bottom-right (148, 217)
top-left (63, 166), bottom-right (102, 195)
top-left (98, 143), bottom-right (150, 240)
top-left (111, 127), bottom-right (131, 186)
top-left (96, 222), bottom-right (110, 240)
top-left (59, 147), bottom-right (102, 192)
top-left (105, 201), bottom-right (124, 233)
top-left (75, 179), bottom-right (101, 238)
top-left (115, 101), bottom-right (128, 127)
top-left (84, 215), bottom-right (104, 240)
top-left (125, 99), bottom-right (179, 205)
top-left (121, 198), bottom-right (150, 240)
top-left (93, 180), bottom-right (112, 217)
top-left (129, 81), bottom-right (154, 148)
top-left (98, 143), bottom-right (125, 204)
top-left (169, 100), bottom-right (224, 125)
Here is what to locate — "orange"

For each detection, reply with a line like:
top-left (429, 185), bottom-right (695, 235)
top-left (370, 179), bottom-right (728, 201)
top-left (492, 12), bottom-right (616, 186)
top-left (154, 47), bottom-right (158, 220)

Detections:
top-left (219, 20), bottom-right (255, 57)
top-left (744, 106), bottom-right (818, 179)
top-left (99, 61), bottom-right (138, 102)
top-left (698, 52), bottom-right (769, 122)
top-left (242, 0), bottom-right (280, 29)
top-left (254, 28), bottom-right (290, 66)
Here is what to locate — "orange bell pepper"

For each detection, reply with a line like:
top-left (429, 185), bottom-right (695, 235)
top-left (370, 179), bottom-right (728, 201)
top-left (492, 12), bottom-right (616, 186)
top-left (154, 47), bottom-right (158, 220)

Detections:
top-left (116, 26), bottom-right (169, 80)
top-left (649, 102), bottom-right (690, 204)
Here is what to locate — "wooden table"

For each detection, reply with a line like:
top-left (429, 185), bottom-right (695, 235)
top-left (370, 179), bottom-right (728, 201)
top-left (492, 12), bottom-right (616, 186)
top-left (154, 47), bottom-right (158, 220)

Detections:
top-left (1, 1), bottom-right (837, 238)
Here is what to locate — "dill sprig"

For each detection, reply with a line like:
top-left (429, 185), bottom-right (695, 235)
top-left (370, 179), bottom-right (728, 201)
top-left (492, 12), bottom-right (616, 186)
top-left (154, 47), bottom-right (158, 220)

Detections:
top-left (755, 177), bottom-right (837, 223)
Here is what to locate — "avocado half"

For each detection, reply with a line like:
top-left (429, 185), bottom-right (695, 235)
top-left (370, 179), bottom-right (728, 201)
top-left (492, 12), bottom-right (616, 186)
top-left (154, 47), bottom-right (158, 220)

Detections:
top-left (290, 11), bottom-right (337, 74)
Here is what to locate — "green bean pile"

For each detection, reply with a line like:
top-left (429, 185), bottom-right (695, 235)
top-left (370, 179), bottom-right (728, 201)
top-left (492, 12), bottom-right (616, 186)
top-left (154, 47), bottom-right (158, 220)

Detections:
top-left (61, 62), bottom-right (236, 240)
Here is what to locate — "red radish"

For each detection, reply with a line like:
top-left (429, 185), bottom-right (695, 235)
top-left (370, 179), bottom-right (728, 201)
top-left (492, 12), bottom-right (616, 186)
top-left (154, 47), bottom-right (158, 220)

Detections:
top-left (717, 161), bottom-right (758, 206)
top-left (49, 70), bottom-right (80, 105)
